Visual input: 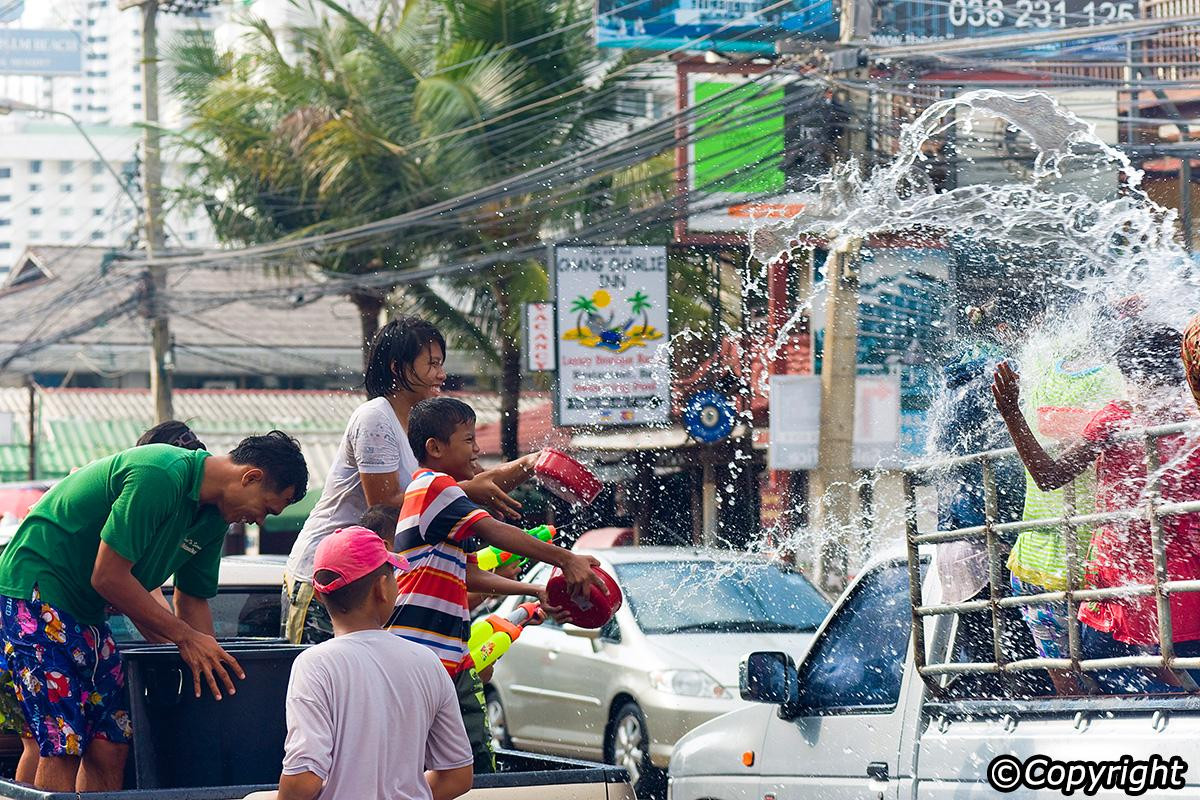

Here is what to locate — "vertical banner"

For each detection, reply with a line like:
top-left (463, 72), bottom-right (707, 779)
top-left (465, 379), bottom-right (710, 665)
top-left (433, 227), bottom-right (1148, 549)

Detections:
top-left (554, 245), bottom-right (670, 427)
top-left (524, 302), bottom-right (556, 372)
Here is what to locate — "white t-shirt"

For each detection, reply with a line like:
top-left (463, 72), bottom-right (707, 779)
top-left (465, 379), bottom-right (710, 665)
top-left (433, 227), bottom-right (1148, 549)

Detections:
top-left (286, 397), bottom-right (419, 583)
top-left (281, 629), bottom-right (473, 800)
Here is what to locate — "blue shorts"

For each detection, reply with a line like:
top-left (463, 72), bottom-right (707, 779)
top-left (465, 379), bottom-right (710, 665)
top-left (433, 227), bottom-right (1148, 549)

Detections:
top-left (0, 590), bottom-right (131, 757)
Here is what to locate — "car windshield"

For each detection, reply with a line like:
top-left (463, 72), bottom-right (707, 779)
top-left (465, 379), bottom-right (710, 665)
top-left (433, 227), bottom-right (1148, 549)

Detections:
top-left (614, 560), bottom-right (830, 636)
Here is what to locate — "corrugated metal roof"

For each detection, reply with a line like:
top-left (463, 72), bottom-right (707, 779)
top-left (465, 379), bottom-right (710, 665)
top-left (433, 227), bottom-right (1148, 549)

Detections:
top-left (0, 387), bottom-right (537, 484)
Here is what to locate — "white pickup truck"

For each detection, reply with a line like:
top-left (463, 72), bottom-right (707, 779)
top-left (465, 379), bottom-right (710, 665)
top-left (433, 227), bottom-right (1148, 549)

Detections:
top-left (670, 424), bottom-right (1200, 800)
top-left (669, 550), bottom-right (1200, 799)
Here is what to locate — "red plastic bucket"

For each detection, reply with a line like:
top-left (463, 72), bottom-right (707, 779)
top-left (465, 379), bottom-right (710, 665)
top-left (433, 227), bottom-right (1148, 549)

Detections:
top-left (534, 449), bottom-right (602, 506)
top-left (546, 564), bottom-right (622, 629)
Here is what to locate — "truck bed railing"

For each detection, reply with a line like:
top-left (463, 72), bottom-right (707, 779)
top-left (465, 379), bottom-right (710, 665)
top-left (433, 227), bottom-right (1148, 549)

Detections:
top-left (903, 419), bottom-right (1200, 695)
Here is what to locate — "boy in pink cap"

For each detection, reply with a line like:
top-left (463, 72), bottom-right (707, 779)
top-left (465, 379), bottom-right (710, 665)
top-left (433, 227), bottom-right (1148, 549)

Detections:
top-left (276, 526), bottom-right (472, 800)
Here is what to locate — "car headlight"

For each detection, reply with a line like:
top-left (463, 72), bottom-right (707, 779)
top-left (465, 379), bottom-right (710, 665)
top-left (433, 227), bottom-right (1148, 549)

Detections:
top-left (649, 669), bottom-right (728, 698)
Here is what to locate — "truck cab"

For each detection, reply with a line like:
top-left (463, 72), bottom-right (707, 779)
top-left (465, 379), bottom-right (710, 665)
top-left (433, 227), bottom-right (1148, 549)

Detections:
top-left (670, 420), bottom-right (1200, 799)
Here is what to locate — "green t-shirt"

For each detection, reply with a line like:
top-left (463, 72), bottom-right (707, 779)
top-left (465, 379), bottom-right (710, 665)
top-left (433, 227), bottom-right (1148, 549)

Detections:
top-left (0, 445), bottom-right (228, 624)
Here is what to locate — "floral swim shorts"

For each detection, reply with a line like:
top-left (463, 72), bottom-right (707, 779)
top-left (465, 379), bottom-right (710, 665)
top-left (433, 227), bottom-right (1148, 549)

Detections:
top-left (1010, 574), bottom-right (1071, 659)
top-left (0, 589), bottom-right (131, 757)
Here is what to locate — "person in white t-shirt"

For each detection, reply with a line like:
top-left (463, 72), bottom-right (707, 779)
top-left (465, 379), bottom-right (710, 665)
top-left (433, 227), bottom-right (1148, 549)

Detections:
top-left (276, 525), bottom-right (473, 800)
top-left (283, 317), bottom-right (540, 643)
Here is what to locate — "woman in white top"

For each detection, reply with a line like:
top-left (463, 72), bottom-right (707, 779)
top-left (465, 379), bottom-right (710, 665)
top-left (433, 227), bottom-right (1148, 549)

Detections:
top-left (283, 317), bottom-right (537, 643)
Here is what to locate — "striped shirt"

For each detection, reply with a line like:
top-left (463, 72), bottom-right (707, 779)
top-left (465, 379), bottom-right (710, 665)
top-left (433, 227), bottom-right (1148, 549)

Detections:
top-left (1007, 355), bottom-right (1124, 589)
top-left (387, 469), bottom-right (490, 675)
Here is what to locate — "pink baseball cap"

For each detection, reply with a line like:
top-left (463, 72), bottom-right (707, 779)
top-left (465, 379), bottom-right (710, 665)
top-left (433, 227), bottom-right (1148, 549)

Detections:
top-left (312, 526), bottom-right (410, 594)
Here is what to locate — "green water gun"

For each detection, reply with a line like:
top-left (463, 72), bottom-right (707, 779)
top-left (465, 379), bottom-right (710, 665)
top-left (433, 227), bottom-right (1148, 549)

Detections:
top-left (476, 524), bottom-right (556, 572)
top-left (469, 601), bottom-right (542, 671)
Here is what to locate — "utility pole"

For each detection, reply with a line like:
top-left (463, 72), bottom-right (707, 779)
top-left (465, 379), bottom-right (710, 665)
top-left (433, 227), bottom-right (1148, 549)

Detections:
top-left (810, 239), bottom-right (862, 591)
top-left (809, 0), bottom-right (873, 591)
top-left (141, 0), bottom-right (172, 422)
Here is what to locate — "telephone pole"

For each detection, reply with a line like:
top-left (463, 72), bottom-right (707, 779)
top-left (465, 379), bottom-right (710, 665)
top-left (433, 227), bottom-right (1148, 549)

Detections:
top-left (121, 0), bottom-right (218, 422)
top-left (809, 0), bottom-right (873, 591)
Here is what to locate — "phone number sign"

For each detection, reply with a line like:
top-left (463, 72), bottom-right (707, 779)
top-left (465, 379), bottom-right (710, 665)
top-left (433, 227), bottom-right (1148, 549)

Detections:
top-left (873, 0), bottom-right (1137, 54)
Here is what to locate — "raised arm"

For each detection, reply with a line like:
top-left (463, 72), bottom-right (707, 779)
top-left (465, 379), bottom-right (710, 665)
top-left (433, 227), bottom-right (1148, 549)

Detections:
top-left (473, 517), bottom-right (606, 596)
top-left (991, 361), bottom-right (1101, 491)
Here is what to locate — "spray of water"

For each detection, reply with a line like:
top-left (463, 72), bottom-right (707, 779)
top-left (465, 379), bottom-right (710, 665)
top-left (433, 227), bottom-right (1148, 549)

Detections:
top-left (623, 88), bottom-right (1199, 619)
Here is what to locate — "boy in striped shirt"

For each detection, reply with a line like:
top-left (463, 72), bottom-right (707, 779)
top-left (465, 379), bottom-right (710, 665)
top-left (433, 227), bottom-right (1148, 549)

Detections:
top-left (389, 396), bottom-right (605, 773)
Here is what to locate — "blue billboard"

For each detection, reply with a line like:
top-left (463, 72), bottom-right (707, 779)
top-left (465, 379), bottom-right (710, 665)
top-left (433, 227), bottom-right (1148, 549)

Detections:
top-left (596, 0), bottom-right (838, 53)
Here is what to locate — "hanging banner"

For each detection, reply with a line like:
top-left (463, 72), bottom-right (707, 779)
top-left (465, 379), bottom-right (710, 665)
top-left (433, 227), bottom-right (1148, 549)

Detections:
top-left (554, 246), bottom-right (670, 427)
top-left (524, 302), bottom-right (556, 373)
top-left (769, 375), bottom-right (902, 469)
top-left (0, 30), bottom-right (82, 76)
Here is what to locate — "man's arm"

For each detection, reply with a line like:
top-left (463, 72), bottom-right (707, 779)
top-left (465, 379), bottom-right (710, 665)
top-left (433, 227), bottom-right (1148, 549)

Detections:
top-left (426, 765), bottom-right (473, 800)
top-left (473, 517), bottom-right (605, 596)
top-left (992, 361), bottom-right (1100, 491)
top-left (275, 771), bottom-right (323, 800)
top-left (175, 589), bottom-right (216, 637)
top-left (92, 544), bottom-right (243, 699)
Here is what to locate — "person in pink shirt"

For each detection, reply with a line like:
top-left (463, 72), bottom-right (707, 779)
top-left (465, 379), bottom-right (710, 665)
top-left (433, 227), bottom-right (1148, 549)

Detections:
top-left (993, 324), bottom-right (1200, 689)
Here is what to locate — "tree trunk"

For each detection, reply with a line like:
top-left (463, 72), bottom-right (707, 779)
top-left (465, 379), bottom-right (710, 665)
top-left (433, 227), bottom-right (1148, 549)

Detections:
top-left (498, 296), bottom-right (522, 463)
top-left (351, 291), bottom-right (385, 375)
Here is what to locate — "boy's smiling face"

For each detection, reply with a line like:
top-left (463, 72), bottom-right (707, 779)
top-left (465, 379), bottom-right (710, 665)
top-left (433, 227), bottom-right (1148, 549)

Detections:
top-left (423, 420), bottom-right (481, 482)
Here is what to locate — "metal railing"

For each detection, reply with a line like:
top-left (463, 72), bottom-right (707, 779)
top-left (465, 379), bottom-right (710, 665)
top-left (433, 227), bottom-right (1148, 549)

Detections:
top-left (904, 419), bottom-right (1200, 694)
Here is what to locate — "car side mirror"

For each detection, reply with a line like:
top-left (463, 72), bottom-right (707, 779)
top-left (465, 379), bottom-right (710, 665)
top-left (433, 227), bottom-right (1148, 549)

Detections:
top-left (740, 651), bottom-right (799, 706)
top-left (563, 624), bottom-right (602, 652)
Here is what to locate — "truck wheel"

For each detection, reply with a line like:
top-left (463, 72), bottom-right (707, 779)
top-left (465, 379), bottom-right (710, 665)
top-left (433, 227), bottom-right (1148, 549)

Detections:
top-left (605, 700), bottom-right (663, 798)
top-left (484, 687), bottom-right (512, 750)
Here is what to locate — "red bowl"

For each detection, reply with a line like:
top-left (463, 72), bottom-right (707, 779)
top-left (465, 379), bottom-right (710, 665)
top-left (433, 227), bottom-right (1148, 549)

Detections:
top-left (534, 449), bottom-right (602, 506)
top-left (545, 565), bottom-right (623, 629)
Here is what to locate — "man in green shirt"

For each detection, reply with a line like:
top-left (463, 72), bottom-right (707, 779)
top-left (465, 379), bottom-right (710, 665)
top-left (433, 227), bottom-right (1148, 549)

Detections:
top-left (0, 430), bottom-right (308, 793)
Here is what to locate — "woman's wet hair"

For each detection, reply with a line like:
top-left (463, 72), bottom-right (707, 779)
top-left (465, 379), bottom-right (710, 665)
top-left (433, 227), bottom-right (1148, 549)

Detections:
top-left (1117, 324), bottom-right (1184, 387)
top-left (363, 317), bottom-right (447, 399)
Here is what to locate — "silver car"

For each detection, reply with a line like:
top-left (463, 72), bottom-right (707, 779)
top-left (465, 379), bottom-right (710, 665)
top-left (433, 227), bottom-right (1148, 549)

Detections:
top-left (483, 547), bottom-right (831, 795)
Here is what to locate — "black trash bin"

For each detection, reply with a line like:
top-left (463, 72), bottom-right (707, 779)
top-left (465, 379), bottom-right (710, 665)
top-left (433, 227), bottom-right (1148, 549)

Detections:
top-left (123, 641), bottom-right (307, 790)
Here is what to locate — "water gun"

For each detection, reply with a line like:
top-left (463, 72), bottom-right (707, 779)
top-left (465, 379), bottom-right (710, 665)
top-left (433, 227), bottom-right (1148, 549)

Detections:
top-left (476, 525), bottom-right (556, 572)
top-left (468, 601), bottom-right (542, 671)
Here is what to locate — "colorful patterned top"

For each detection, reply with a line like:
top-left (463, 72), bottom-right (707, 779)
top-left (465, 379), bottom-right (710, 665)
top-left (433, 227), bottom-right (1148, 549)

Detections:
top-left (387, 469), bottom-right (490, 676)
top-left (1183, 312), bottom-right (1200, 409)
top-left (1006, 356), bottom-right (1124, 590)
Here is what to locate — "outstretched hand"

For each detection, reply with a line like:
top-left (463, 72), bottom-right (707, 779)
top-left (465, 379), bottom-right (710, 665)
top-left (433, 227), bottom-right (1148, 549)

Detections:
top-left (991, 360), bottom-right (1022, 418)
top-left (460, 473), bottom-right (523, 520)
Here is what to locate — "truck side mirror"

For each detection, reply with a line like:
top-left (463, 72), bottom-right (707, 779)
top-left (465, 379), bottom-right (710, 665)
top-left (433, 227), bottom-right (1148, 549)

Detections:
top-left (739, 651), bottom-right (799, 706)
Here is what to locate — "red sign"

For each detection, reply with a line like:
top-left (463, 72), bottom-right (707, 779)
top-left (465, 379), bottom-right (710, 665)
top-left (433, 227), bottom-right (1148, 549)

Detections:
top-left (525, 302), bottom-right (556, 372)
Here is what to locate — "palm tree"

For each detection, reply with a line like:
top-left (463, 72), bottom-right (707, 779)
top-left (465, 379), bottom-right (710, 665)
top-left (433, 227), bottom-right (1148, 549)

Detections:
top-left (628, 290), bottom-right (651, 335)
top-left (569, 295), bottom-right (599, 334)
top-left (165, 1), bottom-right (526, 366)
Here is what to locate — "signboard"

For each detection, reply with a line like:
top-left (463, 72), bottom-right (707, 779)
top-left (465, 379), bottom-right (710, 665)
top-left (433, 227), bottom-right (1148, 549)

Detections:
top-left (596, 0), bottom-right (837, 52)
top-left (769, 375), bottom-right (902, 469)
top-left (554, 246), bottom-right (670, 427)
top-left (0, 30), bottom-right (82, 76)
top-left (872, 0), bottom-right (1135, 57)
top-left (769, 375), bottom-right (822, 470)
top-left (687, 74), bottom-right (821, 234)
top-left (524, 302), bottom-right (556, 372)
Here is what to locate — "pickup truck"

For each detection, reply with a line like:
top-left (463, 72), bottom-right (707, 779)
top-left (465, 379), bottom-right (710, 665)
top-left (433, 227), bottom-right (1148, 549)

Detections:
top-left (669, 427), bottom-right (1200, 799)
